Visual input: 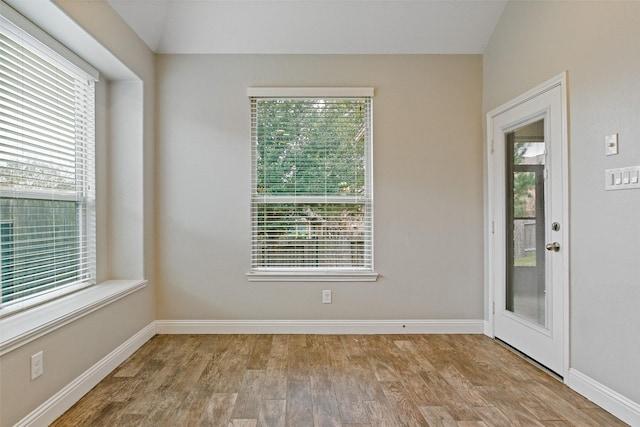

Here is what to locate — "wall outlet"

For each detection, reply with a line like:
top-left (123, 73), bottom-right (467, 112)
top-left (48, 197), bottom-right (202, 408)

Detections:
top-left (31, 351), bottom-right (43, 380)
top-left (322, 289), bottom-right (332, 304)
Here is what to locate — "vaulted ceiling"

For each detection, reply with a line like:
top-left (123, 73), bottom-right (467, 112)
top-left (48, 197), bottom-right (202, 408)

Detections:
top-left (106, 0), bottom-right (508, 54)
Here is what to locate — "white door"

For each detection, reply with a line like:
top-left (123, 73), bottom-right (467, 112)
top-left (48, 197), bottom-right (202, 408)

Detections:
top-left (488, 74), bottom-right (568, 377)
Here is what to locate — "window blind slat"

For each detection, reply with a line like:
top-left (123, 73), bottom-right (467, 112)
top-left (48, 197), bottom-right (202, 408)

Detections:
top-left (0, 101), bottom-right (76, 137)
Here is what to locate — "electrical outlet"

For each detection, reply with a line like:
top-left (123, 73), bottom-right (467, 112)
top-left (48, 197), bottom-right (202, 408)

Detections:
top-left (322, 289), bottom-right (332, 304)
top-left (31, 351), bottom-right (43, 380)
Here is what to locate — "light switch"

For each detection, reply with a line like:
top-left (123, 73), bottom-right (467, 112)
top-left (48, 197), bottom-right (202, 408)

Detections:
top-left (606, 166), bottom-right (640, 190)
top-left (605, 134), bottom-right (619, 156)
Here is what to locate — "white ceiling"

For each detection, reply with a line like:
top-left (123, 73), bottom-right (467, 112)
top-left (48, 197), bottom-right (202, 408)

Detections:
top-left (105, 0), bottom-right (508, 54)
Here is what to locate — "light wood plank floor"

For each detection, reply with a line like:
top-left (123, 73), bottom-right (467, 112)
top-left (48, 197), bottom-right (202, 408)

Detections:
top-left (52, 334), bottom-right (627, 426)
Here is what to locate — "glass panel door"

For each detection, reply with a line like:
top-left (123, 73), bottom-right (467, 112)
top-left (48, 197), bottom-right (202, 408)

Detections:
top-left (505, 119), bottom-right (546, 327)
top-left (491, 78), bottom-right (566, 376)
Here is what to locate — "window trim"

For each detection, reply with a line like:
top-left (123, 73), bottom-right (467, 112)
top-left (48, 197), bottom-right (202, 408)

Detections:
top-left (0, 279), bottom-right (146, 356)
top-left (0, 0), bottom-right (98, 309)
top-left (247, 87), bottom-right (378, 282)
top-left (246, 270), bottom-right (378, 282)
top-left (247, 87), bottom-right (374, 98)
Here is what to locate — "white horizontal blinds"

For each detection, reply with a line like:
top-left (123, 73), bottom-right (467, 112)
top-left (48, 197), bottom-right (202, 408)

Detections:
top-left (250, 93), bottom-right (373, 271)
top-left (0, 14), bottom-right (96, 305)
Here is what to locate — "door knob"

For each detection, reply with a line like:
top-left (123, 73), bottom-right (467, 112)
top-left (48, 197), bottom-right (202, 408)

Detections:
top-left (545, 242), bottom-right (560, 252)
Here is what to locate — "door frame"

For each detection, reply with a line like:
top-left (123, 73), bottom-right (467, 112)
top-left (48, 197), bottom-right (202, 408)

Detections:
top-left (485, 72), bottom-right (570, 381)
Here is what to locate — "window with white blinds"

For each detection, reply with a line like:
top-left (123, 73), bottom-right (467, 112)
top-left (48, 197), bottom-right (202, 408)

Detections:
top-left (0, 11), bottom-right (97, 308)
top-left (249, 88), bottom-right (374, 277)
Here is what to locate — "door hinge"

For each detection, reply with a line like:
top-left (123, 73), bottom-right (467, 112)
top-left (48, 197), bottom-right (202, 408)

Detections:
top-left (491, 220), bottom-right (495, 234)
top-left (492, 301), bottom-right (495, 315)
top-left (490, 139), bottom-right (495, 154)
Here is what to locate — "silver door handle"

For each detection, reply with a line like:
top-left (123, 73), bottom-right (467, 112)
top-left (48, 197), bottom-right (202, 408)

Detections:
top-left (545, 242), bottom-right (560, 252)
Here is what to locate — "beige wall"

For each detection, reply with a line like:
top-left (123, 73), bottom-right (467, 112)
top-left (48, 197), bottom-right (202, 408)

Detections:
top-left (0, 1), bottom-right (156, 425)
top-left (484, 1), bottom-right (640, 403)
top-left (156, 54), bottom-right (484, 321)
top-left (11, 0), bottom-right (640, 422)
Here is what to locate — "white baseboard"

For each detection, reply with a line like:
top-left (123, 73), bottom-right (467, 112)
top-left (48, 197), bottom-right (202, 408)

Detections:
top-left (568, 368), bottom-right (640, 426)
top-left (155, 319), bottom-right (485, 335)
top-left (16, 322), bottom-right (157, 427)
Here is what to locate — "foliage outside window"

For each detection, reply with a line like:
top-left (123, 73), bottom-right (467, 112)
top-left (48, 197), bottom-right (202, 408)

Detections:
top-left (249, 89), bottom-right (374, 276)
top-left (0, 12), bottom-right (97, 308)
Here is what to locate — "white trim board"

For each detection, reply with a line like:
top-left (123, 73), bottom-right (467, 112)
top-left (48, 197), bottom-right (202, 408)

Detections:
top-left (155, 319), bottom-right (485, 335)
top-left (0, 280), bottom-right (147, 356)
top-left (247, 87), bottom-right (374, 98)
top-left (568, 368), bottom-right (640, 426)
top-left (15, 322), bottom-right (157, 427)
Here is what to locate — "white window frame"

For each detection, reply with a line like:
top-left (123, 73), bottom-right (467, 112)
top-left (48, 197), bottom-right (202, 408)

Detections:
top-left (247, 87), bottom-right (378, 282)
top-left (0, 2), bottom-right (98, 315)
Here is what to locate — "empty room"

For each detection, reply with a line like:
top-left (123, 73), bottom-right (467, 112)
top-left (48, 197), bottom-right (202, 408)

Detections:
top-left (0, 0), bottom-right (638, 425)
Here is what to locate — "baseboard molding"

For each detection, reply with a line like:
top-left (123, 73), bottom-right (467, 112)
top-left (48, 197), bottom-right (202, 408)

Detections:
top-left (155, 319), bottom-right (485, 335)
top-left (16, 321), bottom-right (157, 427)
top-left (568, 368), bottom-right (640, 426)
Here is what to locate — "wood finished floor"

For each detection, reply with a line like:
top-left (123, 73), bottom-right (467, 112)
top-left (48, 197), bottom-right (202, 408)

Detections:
top-left (52, 334), bottom-right (627, 427)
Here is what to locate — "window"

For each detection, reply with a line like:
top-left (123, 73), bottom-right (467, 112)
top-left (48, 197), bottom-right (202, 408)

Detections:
top-left (0, 9), bottom-right (98, 309)
top-left (248, 88), bottom-right (376, 281)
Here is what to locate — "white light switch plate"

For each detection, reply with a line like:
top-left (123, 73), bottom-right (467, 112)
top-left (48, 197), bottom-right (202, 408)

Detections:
top-left (605, 134), bottom-right (618, 156)
top-left (605, 166), bottom-right (640, 190)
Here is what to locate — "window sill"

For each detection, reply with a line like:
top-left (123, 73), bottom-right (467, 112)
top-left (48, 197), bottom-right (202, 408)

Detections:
top-left (246, 271), bottom-right (379, 282)
top-left (0, 279), bottom-right (147, 356)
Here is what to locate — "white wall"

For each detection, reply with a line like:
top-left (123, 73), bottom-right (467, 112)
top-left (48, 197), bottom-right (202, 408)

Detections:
top-left (0, 1), bottom-right (156, 425)
top-left (156, 54), bottom-right (484, 321)
top-left (484, 0), bottom-right (640, 405)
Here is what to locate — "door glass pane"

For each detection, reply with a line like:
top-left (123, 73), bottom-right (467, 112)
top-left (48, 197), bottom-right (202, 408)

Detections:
top-left (506, 119), bottom-right (546, 327)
